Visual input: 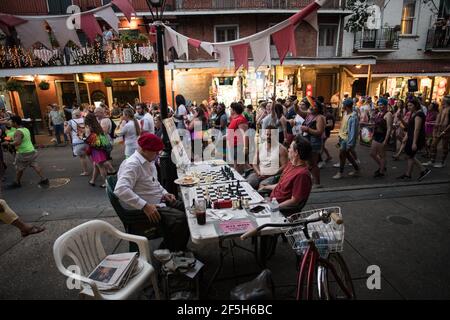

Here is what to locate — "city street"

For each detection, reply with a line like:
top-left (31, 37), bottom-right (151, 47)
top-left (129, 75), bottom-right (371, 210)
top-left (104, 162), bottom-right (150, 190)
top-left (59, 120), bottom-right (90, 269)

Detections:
top-left (1, 135), bottom-right (449, 300)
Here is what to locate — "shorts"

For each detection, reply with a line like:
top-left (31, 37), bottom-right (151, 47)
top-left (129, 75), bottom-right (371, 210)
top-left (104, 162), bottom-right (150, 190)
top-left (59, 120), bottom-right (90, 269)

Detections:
top-left (405, 141), bottom-right (423, 158)
top-left (306, 135), bottom-right (322, 153)
top-left (72, 143), bottom-right (88, 157)
top-left (15, 151), bottom-right (38, 171)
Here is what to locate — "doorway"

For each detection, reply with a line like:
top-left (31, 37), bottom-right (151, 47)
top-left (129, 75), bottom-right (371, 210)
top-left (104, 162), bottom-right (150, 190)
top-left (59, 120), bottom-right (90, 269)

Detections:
top-left (19, 83), bottom-right (42, 120)
top-left (316, 74), bottom-right (334, 103)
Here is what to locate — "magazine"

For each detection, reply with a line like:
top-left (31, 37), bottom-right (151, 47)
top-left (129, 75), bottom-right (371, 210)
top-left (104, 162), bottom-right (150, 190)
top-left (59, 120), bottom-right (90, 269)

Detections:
top-left (87, 252), bottom-right (138, 291)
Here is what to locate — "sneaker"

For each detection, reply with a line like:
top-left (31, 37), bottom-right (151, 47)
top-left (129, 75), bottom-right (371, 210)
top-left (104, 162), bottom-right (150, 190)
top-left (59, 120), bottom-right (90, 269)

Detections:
top-left (6, 182), bottom-right (21, 189)
top-left (422, 161), bottom-right (434, 166)
top-left (396, 174), bottom-right (411, 180)
top-left (418, 169), bottom-right (431, 181)
top-left (332, 172), bottom-right (343, 180)
top-left (318, 161), bottom-right (326, 169)
top-left (333, 163), bottom-right (340, 168)
top-left (433, 162), bottom-right (445, 168)
top-left (348, 170), bottom-right (360, 177)
top-left (373, 169), bottom-right (384, 178)
top-left (38, 178), bottom-right (49, 186)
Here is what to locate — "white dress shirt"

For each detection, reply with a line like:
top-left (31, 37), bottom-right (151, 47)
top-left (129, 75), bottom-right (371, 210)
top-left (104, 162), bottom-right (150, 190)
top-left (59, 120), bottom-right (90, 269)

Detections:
top-left (142, 112), bottom-right (155, 134)
top-left (114, 151), bottom-right (168, 210)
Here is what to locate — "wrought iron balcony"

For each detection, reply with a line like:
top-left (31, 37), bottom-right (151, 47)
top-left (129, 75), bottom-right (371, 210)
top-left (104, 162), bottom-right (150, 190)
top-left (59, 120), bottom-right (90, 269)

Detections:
top-left (0, 41), bottom-right (155, 70)
top-left (425, 26), bottom-right (450, 51)
top-left (173, 0), bottom-right (345, 10)
top-left (354, 27), bottom-right (400, 51)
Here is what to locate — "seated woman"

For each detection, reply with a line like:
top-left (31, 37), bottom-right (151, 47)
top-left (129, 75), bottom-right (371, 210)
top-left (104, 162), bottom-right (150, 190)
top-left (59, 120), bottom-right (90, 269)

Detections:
top-left (259, 135), bottom-right (312, 216)
top-left (247, 125), bottom-right (288, 189)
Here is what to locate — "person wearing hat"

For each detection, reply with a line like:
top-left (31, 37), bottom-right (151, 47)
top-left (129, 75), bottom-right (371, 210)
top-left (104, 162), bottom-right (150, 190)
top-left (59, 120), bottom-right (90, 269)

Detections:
top-left (333, 99), bottom-right (360, 179)
top-left (370, 98), bottom-right (393, 178)
top-left (114, 133), bottom-right (189, 251)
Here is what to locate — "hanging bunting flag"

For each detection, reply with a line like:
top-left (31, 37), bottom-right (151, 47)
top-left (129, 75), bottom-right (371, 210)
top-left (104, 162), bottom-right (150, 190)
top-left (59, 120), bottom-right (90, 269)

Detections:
top-left (188, 38), bottom-right (201, 49)
top-left (304, 11), bottom-right (319, 32)
top-left (176, 34), bottom-right (189, 59)
top-left (81, 14), bottom-right (102, 43)
top-left (112, 0), bottom-right (136, 22)
top-left (15, 19), bottom-right (52, 49)
top-left (47, 17), bottom-right (81, 47)
top-left (289, 0), bottom-right (325, 26)
top-left (96, 6), bottom-right (120, 33)
top-left (214, 45), bottom-right (231, 68)
top-left (250, 36), bottom-right (271, 70)
top-left (231, 43), bottom-right (249, 72)
top-left (200, 42), bottom-right (215, 56)
top-left (0, 14), bottom-right (26, 35)
top-left (149, 26), bottom-right (156, 44)
top-left (272, 24), bottom-right (296, 65)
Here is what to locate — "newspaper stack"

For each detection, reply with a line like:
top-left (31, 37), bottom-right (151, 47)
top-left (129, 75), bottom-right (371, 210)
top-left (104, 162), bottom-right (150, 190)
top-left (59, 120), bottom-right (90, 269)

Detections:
top-left (87, 252), bottom-right (139, 291)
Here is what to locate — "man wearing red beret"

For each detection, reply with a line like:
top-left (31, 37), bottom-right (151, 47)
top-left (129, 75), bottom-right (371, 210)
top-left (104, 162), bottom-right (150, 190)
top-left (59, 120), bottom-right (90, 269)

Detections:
top-left (115, 133), bottom-right (189, 251)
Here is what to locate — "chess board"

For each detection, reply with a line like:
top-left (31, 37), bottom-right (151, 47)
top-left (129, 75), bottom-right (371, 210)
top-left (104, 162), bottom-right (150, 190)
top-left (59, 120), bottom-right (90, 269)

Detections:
top-left (192, 166), bottom-right (237, 185)
top-left (194, 182), bottom-right (264, 205)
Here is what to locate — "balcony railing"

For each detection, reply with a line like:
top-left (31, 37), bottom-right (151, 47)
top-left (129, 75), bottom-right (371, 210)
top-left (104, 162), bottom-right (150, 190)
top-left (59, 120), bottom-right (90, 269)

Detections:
top-left (174, 0), bottom-right (345, 10)
top-left (0, 41), bottom-right (155, 69)
top-left (425, 26), bottom-right (450, 51)
top-left (354, 27), bottom-right (400, 51)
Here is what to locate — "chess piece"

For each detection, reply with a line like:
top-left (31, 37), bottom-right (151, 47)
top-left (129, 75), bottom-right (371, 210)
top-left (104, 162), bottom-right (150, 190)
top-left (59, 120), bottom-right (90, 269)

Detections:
top-left (239, 197), bottom-right (243, 210)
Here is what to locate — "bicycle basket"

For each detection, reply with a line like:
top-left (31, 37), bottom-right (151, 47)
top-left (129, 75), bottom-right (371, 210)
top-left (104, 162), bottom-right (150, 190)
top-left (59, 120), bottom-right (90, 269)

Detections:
top-left (281, 207), bottom-right (344, 256)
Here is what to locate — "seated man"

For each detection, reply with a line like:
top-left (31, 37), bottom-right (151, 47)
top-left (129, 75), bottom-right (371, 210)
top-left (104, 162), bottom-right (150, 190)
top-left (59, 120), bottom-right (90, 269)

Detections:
top-left (114, 133), bottom-right (189, 252)
top-left (247, 125), bottom-right (288, 189)
top-left (259, 135), bottom-right (312, 215)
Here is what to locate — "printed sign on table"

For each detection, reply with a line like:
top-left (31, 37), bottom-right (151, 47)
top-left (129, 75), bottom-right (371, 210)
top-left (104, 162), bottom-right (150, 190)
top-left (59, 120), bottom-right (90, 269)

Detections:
top-left (214, 219), bottom-right (256, 237)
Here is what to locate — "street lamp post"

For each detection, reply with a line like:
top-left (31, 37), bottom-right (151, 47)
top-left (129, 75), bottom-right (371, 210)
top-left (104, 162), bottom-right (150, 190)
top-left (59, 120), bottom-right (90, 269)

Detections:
top-left (146, 0), bottom-right (177, 195)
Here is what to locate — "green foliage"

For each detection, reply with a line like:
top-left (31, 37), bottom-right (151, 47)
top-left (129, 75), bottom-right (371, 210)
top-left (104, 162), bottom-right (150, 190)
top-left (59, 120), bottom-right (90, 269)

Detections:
top-left (344, 0), bottom-right (370, 33)
top-left (136, 77), bottom-right (146, 86)
top-left (103, 77), bottom-right (113, 87)
top-left (38, 80), bottom-right (50, 90)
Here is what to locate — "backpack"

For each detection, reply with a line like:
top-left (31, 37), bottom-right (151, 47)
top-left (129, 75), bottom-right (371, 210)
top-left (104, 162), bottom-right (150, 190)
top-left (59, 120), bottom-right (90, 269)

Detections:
top-left (109, 118), bottom-right (117, 140)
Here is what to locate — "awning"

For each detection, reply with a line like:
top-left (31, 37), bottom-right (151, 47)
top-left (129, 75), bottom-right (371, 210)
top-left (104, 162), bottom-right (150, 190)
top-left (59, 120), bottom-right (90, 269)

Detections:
top-left (347, 59), bottom-right (450, 77)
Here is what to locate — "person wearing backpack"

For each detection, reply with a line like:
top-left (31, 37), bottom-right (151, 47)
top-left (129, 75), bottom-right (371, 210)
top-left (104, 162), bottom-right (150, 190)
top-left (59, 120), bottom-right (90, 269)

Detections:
top-left (64, 109), bottom-right (90, 176)
top-left (94, 106), bottom-right (116, 175)
top-left (84, 113), bottom-right (111, 188)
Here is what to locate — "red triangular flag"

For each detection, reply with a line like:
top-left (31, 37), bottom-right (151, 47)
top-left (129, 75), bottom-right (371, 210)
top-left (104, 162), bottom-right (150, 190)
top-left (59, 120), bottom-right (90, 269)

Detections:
top-left (188, 38), bottom-right (201, 49)
top-left (232, 43), bottom-right (249, 72)
top-left (272, 24), bottom-right (296, 65)
top-left (112, 0), bottom-right (136, 22)
top-left (81, 14), bottom-right (102, 43)
top-left (0, 14), bottom-right (27, 27)
top-left (289, 0), bottom-right (322, 26)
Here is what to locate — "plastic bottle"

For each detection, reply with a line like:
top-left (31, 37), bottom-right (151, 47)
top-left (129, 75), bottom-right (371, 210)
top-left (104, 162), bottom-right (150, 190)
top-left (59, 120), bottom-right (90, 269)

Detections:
top-left (270, 198), bottom-right (281, 222)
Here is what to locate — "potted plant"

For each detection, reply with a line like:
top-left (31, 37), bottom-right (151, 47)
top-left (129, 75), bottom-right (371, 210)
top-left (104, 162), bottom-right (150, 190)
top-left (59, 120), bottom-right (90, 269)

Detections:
top-left (136, 77), bottom-right (146, 87)
top-left (38, 80), bottom-right (50, 90)
top-left (103, 77), bottom-right (113, 87)
top-left (5, 79), bottom-right (23, 92)
top-left (137, 33), bottom-right (149, 44)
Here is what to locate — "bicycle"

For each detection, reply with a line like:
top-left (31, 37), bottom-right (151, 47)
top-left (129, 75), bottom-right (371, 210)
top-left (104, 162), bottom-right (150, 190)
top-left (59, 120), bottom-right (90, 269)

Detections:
top-left (241, 207), bottom-right (355, 300)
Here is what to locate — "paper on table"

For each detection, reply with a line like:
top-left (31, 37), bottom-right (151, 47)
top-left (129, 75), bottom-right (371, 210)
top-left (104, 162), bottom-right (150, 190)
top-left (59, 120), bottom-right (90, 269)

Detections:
top-left (184, 260), bottom-right (204, 279)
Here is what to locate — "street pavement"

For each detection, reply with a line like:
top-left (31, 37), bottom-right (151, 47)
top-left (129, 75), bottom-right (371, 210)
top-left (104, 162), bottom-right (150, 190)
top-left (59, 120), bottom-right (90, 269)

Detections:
top-left (0, 134), bottom-right (449, 299)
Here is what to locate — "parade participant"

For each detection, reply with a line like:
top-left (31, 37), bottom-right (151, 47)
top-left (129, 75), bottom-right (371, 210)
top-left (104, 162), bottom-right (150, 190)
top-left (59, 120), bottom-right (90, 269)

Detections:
top-left (94, 106), bottom-right (116, 175)
top-left (428, 96), bottom-right (450, 168)
top-left (226, 102), bottom-right (249, 174)
top-left (4, 116), bottom-right (49, 188)
top-left (117, 108), bottom-right (140, 158)
top-left (114, 133), bottom-right (189, 251)
top-left (135, 104), bottom-right (155, 134)
top-left (392, 99), bottom-right (409, 161)
top-left (423, 102), bottom-right (439, 161)
top-left (173, 94), bottom-right (188, 130)
top-left (370, 98), bottom-right (393, 177)
top-left (213, 103), bottom-right (228, 135)
top-left (397, 99), bottom-right (431, 181)
top-left (49, 104), bottom-right (67, 145)
top-left (65, 109), bottom-right (89, 176)
top-left (333, 99), bottom-right (360, 179)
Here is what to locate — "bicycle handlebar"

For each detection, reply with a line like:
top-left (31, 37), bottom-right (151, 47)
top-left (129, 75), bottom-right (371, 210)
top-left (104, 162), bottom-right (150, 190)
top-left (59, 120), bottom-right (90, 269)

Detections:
top-left (240, 210), bottom-right (342, 240)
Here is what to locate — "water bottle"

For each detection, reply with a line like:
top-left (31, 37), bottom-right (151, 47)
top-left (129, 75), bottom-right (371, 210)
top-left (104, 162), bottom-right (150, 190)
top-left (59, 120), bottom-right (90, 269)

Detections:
top-left (270, 198), bottom-right (281, 222)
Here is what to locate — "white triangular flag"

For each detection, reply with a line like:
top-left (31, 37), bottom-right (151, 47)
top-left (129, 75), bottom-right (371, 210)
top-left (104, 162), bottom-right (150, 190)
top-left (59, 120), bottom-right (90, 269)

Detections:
top-left (200, 42), bottom-right (215, 56)
top-left (16, 19), bottom-right (52, 49)
top-left (214, 45), bottom-right (231, 68)
top-left (250, 36), bottom-right (271, 70)
top-left (304, 11), bottom-right (318, 32)
top-left (96, 6), bottom-right (120, 33)
top-left (46, 17), bottom-right (81, 47)
top-left (176, 34), bottom-right (189, 60)
top-left (164, 27), bottom-right (178, 55)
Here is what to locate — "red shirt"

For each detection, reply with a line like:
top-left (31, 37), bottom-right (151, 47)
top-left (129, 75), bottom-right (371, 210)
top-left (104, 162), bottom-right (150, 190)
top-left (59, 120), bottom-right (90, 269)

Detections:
top-left (271, 163), bottom-right (312, 204)
top-left (227, 114), bottom-right (248, 146)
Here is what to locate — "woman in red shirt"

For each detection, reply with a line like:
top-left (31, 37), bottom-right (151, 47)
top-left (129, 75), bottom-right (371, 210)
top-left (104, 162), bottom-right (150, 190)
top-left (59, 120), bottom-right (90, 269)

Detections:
top-left (226, 102), bottom-right (248, 173)
top-left (260, 135), bottom-right (313, 214)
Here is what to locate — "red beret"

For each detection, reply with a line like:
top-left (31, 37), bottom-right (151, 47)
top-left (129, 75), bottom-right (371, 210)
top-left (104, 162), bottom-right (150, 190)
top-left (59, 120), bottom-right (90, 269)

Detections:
top-left (138, 133), bottom-right (164, 152)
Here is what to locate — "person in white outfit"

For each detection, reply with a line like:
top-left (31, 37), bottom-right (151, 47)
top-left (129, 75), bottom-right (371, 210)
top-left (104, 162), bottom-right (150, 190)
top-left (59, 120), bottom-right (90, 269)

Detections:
top-left (117, 108), bottom-right (141, 158)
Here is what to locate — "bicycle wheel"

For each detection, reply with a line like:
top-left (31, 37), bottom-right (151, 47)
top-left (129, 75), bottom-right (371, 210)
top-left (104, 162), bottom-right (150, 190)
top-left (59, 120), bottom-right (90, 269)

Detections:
top-left (319, 253), bottom-right (355, 300)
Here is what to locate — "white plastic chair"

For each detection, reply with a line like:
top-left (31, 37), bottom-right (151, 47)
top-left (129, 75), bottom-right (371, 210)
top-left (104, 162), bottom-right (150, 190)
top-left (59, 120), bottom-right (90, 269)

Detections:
top-left (53, 220), bottom-right (161, 300)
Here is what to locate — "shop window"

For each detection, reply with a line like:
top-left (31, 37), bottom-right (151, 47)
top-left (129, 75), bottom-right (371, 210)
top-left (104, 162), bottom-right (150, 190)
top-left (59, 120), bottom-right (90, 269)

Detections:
top-left (60, 82), bottom-right (89, 106)
top-left (112, 80), bottom-right (139, 106)
top-left (401, 0), bottom-right (416, 35)
top-left (47, 0), bottom-right (73, 14)
top-left (215, 26), bottom-right (238, 42)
